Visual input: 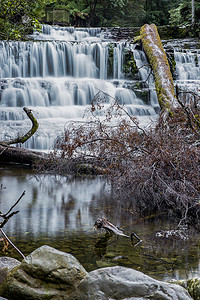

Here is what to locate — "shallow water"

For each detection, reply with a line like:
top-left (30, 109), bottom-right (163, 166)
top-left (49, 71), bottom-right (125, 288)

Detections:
top-left (0, 165), bottom-right (200, 281)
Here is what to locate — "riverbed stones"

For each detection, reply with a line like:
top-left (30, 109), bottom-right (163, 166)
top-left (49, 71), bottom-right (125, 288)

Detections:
top-left (0, 257), bottom-right (20, 285)
top-left (0, 245), bottom-right (87, 300)
top-left (0, 246), bottom-right (193, 300)
top-left (75, 266), bottom-right (192, 300)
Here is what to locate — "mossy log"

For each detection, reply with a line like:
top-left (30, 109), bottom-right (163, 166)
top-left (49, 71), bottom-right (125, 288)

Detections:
top-left (140, 24), bottom-right (177, 120)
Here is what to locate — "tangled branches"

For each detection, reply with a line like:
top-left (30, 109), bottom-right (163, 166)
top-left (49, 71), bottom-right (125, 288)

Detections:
top-left (50, 89), bottom-right (200, 227)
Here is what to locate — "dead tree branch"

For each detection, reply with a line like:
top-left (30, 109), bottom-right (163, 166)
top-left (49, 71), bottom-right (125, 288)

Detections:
top-left (0, 228), bottom-right (25, 259)
top-left (1, 107), bottom-right (39, 146)
top-left (0, 191), bottom-right (26, 259)
top-left (0, 191), bottom-right (25, 228)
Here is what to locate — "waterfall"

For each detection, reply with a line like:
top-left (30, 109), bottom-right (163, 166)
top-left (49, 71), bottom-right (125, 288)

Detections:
top-left (174, 47), bottom-right (200, 100)
top-left (0, 25), bottom-right (159, 150)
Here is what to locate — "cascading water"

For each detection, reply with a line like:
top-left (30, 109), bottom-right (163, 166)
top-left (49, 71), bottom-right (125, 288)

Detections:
top-left (173, 42), bottom-right (200, 99)
top-left (0, 25), bottom-right (159, 150)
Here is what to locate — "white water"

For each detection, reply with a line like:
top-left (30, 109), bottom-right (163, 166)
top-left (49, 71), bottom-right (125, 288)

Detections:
top-left (0, 25), bottom-right (159, 150)
top-left (174, 47), bottom-right (200, 100)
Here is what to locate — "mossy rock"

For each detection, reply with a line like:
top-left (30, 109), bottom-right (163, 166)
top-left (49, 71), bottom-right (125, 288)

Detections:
top-left (123, 48), bottom-right (138, 79)
top-left (171, 278), bottom-right (200, 300)
top-left (0, 245), bottom-right (87, 300)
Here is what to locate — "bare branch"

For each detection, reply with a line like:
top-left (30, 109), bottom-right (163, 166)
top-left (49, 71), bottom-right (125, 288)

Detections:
top-left (0, 228), bottom-right (25, 259)
top-left (1, 191), bottom-right (26, 219)
top-left (1, 107), bottom-right (39, 146)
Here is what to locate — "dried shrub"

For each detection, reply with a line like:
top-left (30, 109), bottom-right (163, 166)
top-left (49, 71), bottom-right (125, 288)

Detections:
top-left (47, 89), bottom-right (200, 226)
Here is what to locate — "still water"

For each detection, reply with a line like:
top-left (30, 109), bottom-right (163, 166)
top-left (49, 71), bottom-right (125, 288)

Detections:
top-left (0, 165), bottom-right (200, 282)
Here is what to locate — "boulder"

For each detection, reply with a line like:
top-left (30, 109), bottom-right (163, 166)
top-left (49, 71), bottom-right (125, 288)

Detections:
top-left (0, 257), bottom-right (20, 285)
top-left (75, 266), bottom-right (192, 300)
top-left (0, 245), bottom-right (87, 300)
top-left (0, 246), bottom-right (192, 300)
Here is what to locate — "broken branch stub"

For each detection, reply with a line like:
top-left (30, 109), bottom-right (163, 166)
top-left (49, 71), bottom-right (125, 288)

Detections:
top-left (94, 218), bottom-right (129, 237)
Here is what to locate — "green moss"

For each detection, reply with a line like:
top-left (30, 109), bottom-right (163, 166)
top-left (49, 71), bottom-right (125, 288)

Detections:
top-left (123, 48), bottom-right (138, 79)
top-left (166, 53), bottom-right (176, 78)
top-left (140, 24), bottom-right (176, 115)
top-left (158, 25), bottom-right (187, 39)
top-left (107, 43), bottom-right (115, 78)
top-left (195, 55), bottom-right (199, 67)
top-left (187, 278), bottom-right (200, 300)
top-left (135, 90), bottom-right (149, 104)
top-left (173, 278), bottom-right (200, 300)
top-left (133, 35), bottom-right (141, 43)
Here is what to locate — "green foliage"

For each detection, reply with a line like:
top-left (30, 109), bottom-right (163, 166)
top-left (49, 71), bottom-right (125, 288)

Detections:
top-left (144, 0), bottom-right (182, 26)
top-left (60, 0), bottom-right (199, 28)
top-left (1, 0), bottom-right (199, 39)
top-left (169, 0), bottom-right (200, 26)
top-left (0, 0), bottom-right (47, 40)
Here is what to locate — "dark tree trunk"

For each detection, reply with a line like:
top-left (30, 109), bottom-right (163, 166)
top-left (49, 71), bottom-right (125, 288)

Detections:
top-left (0, 145), bottom-right (48, 166)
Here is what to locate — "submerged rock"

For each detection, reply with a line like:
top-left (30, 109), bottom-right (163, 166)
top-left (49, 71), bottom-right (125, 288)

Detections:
top-left (0, 245), bottom-right (87, 300)
top-left (75, 266), bottom-right (192, 300)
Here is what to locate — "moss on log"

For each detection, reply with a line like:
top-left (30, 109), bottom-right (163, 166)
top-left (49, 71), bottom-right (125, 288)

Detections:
top-left (1, 107), bottom-right (39, 146)
top-left (0, 107), bottom-right (47, 166)
top-left (140, 24), bottom-right (177, 119)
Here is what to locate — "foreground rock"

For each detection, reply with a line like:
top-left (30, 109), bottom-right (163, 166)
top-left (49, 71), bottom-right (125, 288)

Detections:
top-left (75, 266), bottom-right (192, 300)
top-left (0, 245), bottom-right (192, 300)
top-left (0, 257), bottom-right (20, 285)
top-left (0, 245), bottom-right (87, 299)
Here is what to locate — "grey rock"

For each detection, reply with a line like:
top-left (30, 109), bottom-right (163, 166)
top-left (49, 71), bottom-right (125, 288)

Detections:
top-left (0, 247), bottom-right (192, 300)
top-left (0, 257), bottom-right (20, 285)
top-left (75, 266), bottom-right (192, 300)
top-left (0, 245), bottom-right (87, 300)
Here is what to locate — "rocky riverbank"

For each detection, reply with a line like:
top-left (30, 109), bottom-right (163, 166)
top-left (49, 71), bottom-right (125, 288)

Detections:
top-left (0, 245), bottom-right (193, 299)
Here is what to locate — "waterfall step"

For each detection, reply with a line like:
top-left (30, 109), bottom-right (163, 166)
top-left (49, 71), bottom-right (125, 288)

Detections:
top-left (0, 25), bottom-right (161, 150)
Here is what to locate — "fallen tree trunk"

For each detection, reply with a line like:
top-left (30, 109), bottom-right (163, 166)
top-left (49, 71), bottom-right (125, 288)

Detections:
top-left (139, 24), bottom-right (177, 120)
top-left (0, 144), bottom-right (48, 165)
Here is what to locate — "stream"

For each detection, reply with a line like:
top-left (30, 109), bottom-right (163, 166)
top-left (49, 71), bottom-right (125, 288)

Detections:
top-left (0, 164), bottom-right (200, 282)
top-left (1, 26), bottom-right (200, 283)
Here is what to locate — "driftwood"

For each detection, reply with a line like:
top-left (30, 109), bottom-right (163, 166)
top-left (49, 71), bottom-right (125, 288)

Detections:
top-left (94, 218), bottom-right (129, 237)
top-left (0, 107), bottom-right (48, 166)
top-left (138, 24), bottom-right (177, 121)
top-left (94, 218), bottom-right (142, 245)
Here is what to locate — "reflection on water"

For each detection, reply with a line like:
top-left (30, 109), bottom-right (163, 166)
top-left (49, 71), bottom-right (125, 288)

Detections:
top-left (0, 165), bottom-right (200, 281)
top-left (0, 166), bottom-right (109, 235)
